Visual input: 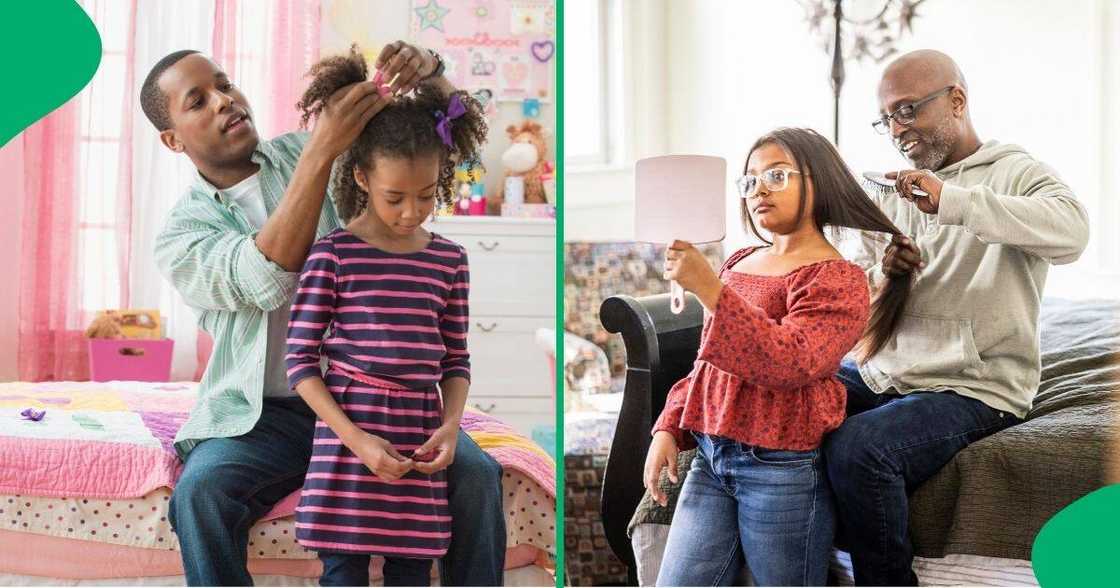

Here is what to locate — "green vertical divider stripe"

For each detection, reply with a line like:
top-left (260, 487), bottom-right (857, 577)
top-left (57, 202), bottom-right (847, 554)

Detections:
top-left (554, 1), bottom-right (565, 586)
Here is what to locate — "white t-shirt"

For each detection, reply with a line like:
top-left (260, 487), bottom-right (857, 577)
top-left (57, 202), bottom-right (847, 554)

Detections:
top-left (220, 173), bottom-right (269, 229)
top-left (219, 173), bottom-right (298, 398)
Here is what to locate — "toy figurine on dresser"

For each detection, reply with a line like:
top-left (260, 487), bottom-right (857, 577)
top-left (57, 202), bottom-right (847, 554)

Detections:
top-left (490, 120), bottom-right (553, 214)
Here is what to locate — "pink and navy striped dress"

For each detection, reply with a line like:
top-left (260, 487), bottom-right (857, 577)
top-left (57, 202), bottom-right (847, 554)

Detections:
top-left (285, 228), bottom-right (470, 558)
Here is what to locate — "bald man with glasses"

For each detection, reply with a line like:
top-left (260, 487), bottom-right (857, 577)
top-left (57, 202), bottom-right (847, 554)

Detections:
top-left (823, 49), bottom-right (1090, 585)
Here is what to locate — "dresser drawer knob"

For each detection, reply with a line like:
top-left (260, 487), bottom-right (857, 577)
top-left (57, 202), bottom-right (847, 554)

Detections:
top-left (476, 321), bottom-right (498, 332)
top-left (472, 402), bottom-right (497, 413)
top-left (478, 240), bottom-right (500, 251)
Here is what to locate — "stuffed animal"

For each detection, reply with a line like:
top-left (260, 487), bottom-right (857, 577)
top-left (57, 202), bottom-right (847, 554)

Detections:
top-left (492, 121), bottom-right (552, 213)
top-left (84, 311), bottom-right (124, 339)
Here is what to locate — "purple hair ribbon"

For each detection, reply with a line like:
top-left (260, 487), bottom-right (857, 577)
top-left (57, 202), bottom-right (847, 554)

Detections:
top-left (20, 408), bottom-right (46, 422)
top-left (434, 94), bottom-right (466, 148)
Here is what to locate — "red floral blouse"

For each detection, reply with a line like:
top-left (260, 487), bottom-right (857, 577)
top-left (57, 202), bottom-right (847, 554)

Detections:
top-left (652, 247), bottom-right (870, 451)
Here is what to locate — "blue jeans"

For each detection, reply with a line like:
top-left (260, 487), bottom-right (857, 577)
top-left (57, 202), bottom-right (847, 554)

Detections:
top-left (656, 434), bottom-right (835, 586)
top-left (168, 397), bottom-right (506, 586)
top-left (319, 553), bottom-right (432, 586)
top-left (824, 359), bottom-right (1021, 586)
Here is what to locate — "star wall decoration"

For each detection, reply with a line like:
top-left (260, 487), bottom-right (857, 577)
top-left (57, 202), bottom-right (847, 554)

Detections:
top-left (415, 0), bottom-right (451, 33)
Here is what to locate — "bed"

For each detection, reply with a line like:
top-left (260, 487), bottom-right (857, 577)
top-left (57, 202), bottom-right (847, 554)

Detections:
top-left (0, 381), bottom-right (556, 586)
top-left (597, 294), bottom-right (1118, 586)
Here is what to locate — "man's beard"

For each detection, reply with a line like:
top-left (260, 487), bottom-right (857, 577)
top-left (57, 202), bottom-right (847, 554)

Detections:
top-left (903, 119), bottom-right (955, 171)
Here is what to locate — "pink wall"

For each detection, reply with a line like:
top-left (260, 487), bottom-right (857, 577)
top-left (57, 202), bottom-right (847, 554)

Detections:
top-left (0, 142), bottom-right (25, 380)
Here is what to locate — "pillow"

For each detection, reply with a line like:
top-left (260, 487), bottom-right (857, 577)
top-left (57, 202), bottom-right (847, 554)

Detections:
top-left (562, 330), bottom-right (613, 412)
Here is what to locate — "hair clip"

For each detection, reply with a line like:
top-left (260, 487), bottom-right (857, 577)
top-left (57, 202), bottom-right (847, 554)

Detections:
top-left (20, 408), bottom-right (46, 422)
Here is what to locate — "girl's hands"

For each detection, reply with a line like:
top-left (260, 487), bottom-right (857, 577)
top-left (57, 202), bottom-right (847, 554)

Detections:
top-left (350, 432), bottom-right (414, 481)
top-left (411, 423), bottom-right (460, 475)
top-left (664, 240), bottom-right (723, 311)
top-left (643, 431), bottom-right (680, 508)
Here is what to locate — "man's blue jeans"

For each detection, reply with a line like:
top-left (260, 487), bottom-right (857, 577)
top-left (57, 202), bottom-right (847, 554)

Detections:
top-left (656, 433), bottom-right (835, 586)
top-left (168, 397), bottom-right (506, 586)
top-left (824, 359), bottom-right (1021, 586)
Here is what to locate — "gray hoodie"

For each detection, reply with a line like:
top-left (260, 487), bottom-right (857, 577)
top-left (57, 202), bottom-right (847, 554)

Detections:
top-left (849, 140), bottom-right (1090, 417)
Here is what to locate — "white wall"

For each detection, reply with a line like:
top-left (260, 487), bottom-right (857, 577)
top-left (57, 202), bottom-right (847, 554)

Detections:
top-left (320, 0), bottom-right (557, 200)
top-left (564, 0), bottom-right (668, 241)
top-left (567, 0), bottom-right (1120, 299)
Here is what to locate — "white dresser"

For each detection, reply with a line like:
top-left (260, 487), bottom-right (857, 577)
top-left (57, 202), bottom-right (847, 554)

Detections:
top-left (425, 216), bottom-right (556, 438)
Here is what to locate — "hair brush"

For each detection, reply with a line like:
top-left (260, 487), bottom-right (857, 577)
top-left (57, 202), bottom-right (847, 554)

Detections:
top-left (862, 171), bottom-right (928, 198)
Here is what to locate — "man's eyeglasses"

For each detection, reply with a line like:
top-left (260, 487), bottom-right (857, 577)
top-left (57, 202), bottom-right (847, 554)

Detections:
top-left (871, 86), bottom-right (954, 135)
top-left (736, 168), bottom-right (802, 198)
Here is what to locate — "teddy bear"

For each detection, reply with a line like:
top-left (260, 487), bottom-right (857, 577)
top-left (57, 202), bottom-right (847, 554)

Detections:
top-left (84, 311), bottom-right (124, 339)
top-left (491, 120), bottom-right (552, 214)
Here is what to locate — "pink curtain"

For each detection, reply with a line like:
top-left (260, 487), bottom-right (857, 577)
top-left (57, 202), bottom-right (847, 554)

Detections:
top-left (115, 0), bottom-right (139, 309)
top-left (211, 0), bottom-right (241, 85)
top-left (203, 0), bottom-right (322, 374)
top-left (10, 1), bottom-right (321, 382)
top-left (213, 0), bottom-right (321, 136)
top-left (267, 0), bottom-right (322, 134)
top-left (13, 101), bottom-right (87, 381)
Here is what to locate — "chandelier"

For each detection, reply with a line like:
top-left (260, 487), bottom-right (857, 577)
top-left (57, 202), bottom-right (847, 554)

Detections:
top-left (796, 0), bottom-right (929, 144)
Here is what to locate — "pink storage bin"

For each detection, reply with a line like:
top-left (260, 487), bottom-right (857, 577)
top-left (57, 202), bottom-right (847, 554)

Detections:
top-left (88, 339), bottom-right (174, 382)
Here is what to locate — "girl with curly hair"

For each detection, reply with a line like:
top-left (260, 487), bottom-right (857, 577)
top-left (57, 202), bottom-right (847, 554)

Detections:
top-left (284, 45), bottom-right (488, 587)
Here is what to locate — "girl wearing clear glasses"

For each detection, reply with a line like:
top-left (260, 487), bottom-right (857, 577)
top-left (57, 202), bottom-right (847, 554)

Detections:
top-left (646, 127), bottom-right (910, 586)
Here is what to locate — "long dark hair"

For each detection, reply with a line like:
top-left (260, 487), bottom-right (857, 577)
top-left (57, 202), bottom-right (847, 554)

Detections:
top-left (296, 45), bottom-right (488, 221)
top-left (741, 127), bottom-right (910, 363)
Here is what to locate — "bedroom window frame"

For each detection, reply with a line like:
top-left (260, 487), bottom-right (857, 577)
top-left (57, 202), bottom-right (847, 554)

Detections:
top-left (77, 0), bottom-right (129, 320)
top-left (565, 0), bottom-right (624, 170)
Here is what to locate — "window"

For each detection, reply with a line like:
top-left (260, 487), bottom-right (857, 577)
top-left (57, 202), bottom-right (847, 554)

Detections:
top-left (564, 0), bottom-right (618, 167)
top-left (75, 0), bottom-right (278, 320)
top-left (78, 0), bottom-right (130, 317)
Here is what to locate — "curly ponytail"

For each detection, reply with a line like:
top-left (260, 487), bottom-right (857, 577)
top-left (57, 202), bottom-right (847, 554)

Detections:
top-left (296, 44), bottom-right (489, 221)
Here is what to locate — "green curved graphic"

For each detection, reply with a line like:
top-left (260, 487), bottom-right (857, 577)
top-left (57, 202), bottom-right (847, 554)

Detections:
top-left (0, 0), bottom-right (101, 148)
top-left (1032, 483), bottom-right (1120, 586)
